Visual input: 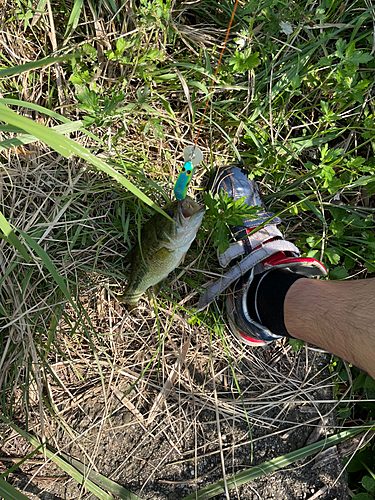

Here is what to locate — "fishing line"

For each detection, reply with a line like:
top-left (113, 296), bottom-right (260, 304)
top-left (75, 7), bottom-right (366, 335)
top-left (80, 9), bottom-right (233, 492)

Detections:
top-left (194, 0), bottom-right (240, 147)
top-left (174, 0), bottom-right (240, 200)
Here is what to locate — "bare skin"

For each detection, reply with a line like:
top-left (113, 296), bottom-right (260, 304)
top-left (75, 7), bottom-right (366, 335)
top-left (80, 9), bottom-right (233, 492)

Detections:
top-left (284, 277), bottom-right (375, 379)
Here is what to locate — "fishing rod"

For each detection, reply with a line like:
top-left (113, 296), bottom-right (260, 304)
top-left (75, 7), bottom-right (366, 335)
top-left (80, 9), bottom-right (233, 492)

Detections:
top-left (173, 0), bottom-right (240, 201)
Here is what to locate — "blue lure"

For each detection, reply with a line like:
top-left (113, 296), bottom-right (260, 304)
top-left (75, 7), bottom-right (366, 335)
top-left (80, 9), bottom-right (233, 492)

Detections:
top-left (174, 161), bottom-right (195, 200)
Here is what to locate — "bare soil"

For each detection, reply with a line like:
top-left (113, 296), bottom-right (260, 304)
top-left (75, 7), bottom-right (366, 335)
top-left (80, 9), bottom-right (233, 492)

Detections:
top-left (2, 289), bottom-right (350, 500)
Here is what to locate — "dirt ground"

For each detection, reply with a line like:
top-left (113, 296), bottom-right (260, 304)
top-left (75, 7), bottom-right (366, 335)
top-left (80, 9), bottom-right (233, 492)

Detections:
top-left (2, 287), bottom-right (351, 500)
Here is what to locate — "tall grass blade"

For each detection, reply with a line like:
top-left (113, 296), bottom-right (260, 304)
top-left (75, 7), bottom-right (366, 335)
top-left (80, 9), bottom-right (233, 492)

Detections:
top-left (0, 414), bottom-right (142, 500)
top-left (0, 54), bottom-right (78, 77)
top-left (0, 98), bottom-right (71, 123)
top-left (64, 0), bottom-right (84, 39)
top-left (31, 0), bottom-right (47, 26)
top-left (181, 426), bottom-right (375, 500)
top-left (0, 121), bottom-right (85, 151)
top-left (0, 98), bottom-right (102, 142)
top-left (0, 103), bottom-right (171, 219)
top-left (0, 479), bottom-right (31, 500)
top-left (57, 451), bottom-right (141, 500)
top-left (18, 229), bottom-right (75, 305)
top-left (0, 211), bottom-right (30, 262)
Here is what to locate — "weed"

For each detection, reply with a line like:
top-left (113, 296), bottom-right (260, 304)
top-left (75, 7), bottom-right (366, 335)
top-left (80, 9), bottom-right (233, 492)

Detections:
top-left (200, 191), bottom-right (258, 254)
top-left (1, 0), bottom-right (375, 498)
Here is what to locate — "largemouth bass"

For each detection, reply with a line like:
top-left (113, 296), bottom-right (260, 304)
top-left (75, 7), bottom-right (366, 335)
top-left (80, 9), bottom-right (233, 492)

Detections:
top-left (118, 197), bottom-right (205, 309)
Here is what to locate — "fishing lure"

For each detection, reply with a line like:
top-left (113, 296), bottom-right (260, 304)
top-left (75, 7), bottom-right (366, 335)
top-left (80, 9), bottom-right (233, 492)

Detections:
top-left (173, 146), bottom-right (203, 201)
top-left (174, 161), bottom-right (195, 200)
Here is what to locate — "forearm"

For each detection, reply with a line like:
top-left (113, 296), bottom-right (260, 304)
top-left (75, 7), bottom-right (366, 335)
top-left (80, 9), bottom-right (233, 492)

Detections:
top-left (284, 277), bottom-right (375, 379)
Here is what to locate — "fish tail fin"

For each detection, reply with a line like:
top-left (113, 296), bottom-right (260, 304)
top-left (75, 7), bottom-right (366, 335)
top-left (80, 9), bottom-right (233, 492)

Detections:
top-left (116, 289), bottom-right (142, 311)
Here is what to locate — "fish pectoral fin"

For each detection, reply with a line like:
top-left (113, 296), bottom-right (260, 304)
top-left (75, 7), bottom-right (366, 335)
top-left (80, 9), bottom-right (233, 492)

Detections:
top-left (155, 247), bottom-right (172, 259)
top-left (178, 252), bottom-right (187, 266)
top-left (153, 279), bottom-right (165, 297)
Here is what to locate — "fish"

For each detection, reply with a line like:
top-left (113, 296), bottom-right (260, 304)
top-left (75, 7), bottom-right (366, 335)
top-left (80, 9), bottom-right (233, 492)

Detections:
top-left (117, 197), bottom-right (205, 309)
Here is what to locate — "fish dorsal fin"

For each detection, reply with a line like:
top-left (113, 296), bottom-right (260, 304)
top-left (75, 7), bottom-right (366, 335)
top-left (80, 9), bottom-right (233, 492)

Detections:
top-left (127, 246), bottom-right (135, 262)
top-left (153, 279), bottom-right (165, 297)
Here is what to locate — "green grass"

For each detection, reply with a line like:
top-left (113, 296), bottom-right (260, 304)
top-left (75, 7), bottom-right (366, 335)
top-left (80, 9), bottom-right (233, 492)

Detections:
top-left (1, 0), bottom-right (375, 497)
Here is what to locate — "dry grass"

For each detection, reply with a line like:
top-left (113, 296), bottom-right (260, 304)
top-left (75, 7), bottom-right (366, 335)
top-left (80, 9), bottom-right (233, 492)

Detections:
top-left (2, 277), bottom-right (345, 497)
top-left (0, 148), bottom-right (344, 496)
top-left (0, 166), bottom-right (346, 495)
top-left (1, 0), bottom-right (375, 498)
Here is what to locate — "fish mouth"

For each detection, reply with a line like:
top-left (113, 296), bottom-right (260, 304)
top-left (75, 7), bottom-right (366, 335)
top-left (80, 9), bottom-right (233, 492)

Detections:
top-left (180, 197), bottom-right (205, 219)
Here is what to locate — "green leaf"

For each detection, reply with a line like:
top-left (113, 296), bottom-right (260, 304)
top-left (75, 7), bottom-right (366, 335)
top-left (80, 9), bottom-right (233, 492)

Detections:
top-left (287, 132), bottom-right (339, 153)
top-left (344, 255), bottom-right (356, 270)
top-left (0, 124), bottom-right (28, 133)
top-left (291, 75), bottom-right (301, 89)
top-left (325, 247), bottom-right (341, 265)
top-left (365, 262), bottom-right (375, 273)
top-left (329, 220), bottom-right (344, 236)
top-left (354, 372), bottom-right (370, 392)
top-left (306, 235), bottom-right (320, 248)
top-left (159, 96), bottom-right (175, 119)
top-left (329, 267), bottom-right (349, 279)
top-left (337, 406), bottom-right (352, 419)
top-left (289, 339), bottom-right (304, 351)
top-left (76, 87), bottom-right (99, 108)
top-left (352, 494), bottom-right (374, 500)
top-left (346, 52), bottom-right (373, 66)
top-left (346, 447), bottom-right (375, 473)
top-left (216, 225), bottom-right (230, 255)
top-left (228, 50), bottom-right (260, 74)
top-left (190, 80), bottom-right (209, 95)
top-left (346, 41), bottom-right (356, 58)
top-left (116, 37), bottom-right (127, 55)
top-left (0, 98), bottom-right (71, 123)
top-left (245, 52), bottom-right (260, 69)
top-left (335, 38), bottom-right (347, 59)
top-left (364, 375), bottom-right (375, 390)
top-left (302, 199), bottom-right (327, 226)
top-left (362, 476), bottom-right (375, 494)
top-left (202, 191), bottom-right (259, 254)
top-left (306, 249), bottom-right (321, 260)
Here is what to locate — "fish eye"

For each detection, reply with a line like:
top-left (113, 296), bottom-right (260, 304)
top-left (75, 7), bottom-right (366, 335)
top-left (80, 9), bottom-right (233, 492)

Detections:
top-left (181, 167), bottom-right (186, 173)
top-left (186, 170), bottom-right (191, 175)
